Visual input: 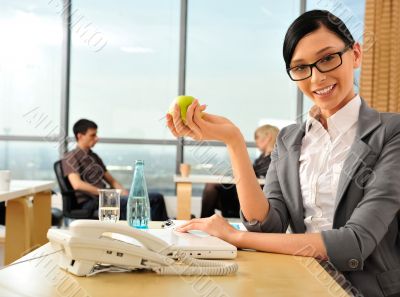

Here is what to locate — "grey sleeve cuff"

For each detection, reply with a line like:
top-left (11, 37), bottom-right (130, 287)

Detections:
top-left (240, 207), bottom-right (285, 233)
top-left (321, 228), bottom-right (364, 272)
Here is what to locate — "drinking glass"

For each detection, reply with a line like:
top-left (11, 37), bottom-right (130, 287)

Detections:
top-left (98, 189), bottom-right (121, 223)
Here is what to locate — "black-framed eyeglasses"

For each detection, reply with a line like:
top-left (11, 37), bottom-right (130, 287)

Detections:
top-left (286, 46), bottom-right (352, 81)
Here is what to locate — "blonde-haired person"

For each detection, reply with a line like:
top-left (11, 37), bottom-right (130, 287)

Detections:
top-left (253, 124), bottom-right (279, 178)
top-left (201, 124), bottom-right (279, 218)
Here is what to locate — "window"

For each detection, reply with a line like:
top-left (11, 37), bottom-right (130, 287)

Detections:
top-left (307, 0), bottom-right (365, 43)
top-left (0, 1), bottom-right (61, 137)
top-left (186, 1), bottom-right (299, 141)
top-left (91, 143), bottom-right (176, 195)
top-left (69, 0), bottom-right (180, 139)
top-left (0, 141), bottom-right (59, 180)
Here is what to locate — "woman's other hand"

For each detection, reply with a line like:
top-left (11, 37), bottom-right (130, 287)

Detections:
top-left (175, 214), bottom-right (240, 245)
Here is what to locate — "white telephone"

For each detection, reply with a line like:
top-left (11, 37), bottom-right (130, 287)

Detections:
top-left (47, 220), bottom-right (238, 277)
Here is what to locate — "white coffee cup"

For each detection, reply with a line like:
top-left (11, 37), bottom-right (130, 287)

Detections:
top-left (0, 170), bottom-right (11, 191)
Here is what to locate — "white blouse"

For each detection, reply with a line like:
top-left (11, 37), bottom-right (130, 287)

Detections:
top-left (299, 95), bottom-right (361, 233)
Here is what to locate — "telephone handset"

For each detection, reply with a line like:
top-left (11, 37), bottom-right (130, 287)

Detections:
top-left (70, 220), bottom-right (172, 255)
top-left (47, 220), bottom-right (238, 276)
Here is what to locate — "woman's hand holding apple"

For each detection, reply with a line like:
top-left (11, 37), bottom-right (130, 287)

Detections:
top-left (166, 96), bottom-right (242, 146)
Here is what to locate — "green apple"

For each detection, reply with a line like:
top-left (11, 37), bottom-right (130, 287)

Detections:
top-left (168, 95), bottom-right (197, 124)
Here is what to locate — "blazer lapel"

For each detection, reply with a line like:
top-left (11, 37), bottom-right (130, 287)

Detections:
top-left (334, 140), bottom-right (372, 209)
top-left (334, 98), bottom-right (381, 210)
top-left (281, 124), bottom-right (307, 233)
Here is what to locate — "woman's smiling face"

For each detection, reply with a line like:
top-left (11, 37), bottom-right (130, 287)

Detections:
top-left (290, 26), bottom-right (362, 117)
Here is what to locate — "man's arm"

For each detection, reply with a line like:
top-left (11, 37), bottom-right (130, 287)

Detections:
top-left (103, 171), bottom-right (129, 195)
top-left (68, 173), bottom-right (100, 196)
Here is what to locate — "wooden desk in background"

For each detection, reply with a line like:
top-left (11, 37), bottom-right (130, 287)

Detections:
top-left (0, 180), bottom-right (54, 264)
top-left (174, 174), bottom-right (265, 220)
top-left (0, 229), bottom-right (349, 297)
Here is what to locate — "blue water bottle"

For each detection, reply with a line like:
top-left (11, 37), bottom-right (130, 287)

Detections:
top-left (127, 160), bottom-right (151, 228)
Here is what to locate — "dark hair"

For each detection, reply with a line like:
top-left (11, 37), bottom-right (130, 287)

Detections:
top-left (73, 119), bottom-right (97, 140)
top-left (283, 10), bottom-right (355, 69)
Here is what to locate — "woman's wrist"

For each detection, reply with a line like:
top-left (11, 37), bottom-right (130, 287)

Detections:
top-left (225, 127), bottom-right (245, 148)
top-left (227, 229), bottom-right (246, 248)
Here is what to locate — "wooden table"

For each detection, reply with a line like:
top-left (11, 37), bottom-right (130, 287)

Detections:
top-left (174, 174), bottom-right (265, 220)
top-left (0, 224), bottom-right (349, 297)
top-left (0, 180), bottom-right (55, 264)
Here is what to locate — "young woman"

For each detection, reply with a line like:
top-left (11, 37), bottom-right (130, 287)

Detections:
top-left (166, 10), bottom-right (400, 297)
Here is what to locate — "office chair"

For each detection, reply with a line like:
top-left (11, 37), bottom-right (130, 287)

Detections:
top-left (53, 160), bottom-right (97, 225)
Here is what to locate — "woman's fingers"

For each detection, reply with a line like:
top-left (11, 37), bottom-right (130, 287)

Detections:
top-left (166, 113), bottom-right (179, 137)
top-left (186, 100), bottom-right (204, 140)
top-left (175, 217), bottom-right (204, 229)
top-left (175, 215), bottom-right (237, 243)
top-left (166, 98), bottom-right (218, 141)
top-left (176, 219), bottom-right (208, 233)
top-left (194, 102), bottom-right (205, 124)
top-left (175, 217), bottom-right (206, 229)
top-left (177, 222), bottom-right (206, 233)
top-left (172, 104), bottom-right (186, 133)
top-left (172, 104), bottom-right (194, 138)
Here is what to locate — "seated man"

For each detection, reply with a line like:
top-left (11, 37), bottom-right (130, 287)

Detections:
top-left (200, 124), bottom-right (279, 218)
top-left (62, 119), bottom-right (168, 221)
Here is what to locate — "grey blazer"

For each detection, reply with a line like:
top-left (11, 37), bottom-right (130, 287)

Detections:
top-left (241, 99), bottom-right (400, 297)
